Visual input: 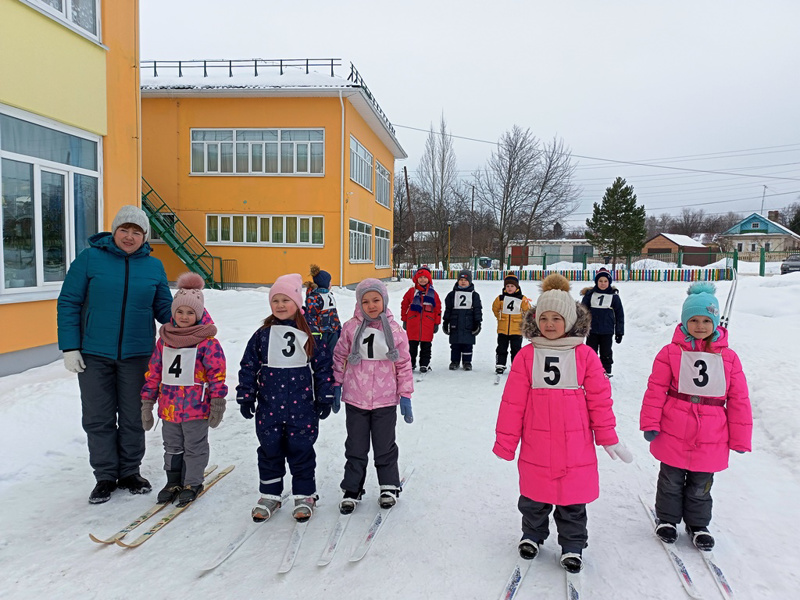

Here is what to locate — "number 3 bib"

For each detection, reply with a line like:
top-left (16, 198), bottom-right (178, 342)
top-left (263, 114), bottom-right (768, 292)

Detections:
top-left (678, 351), bottom-right (726, 397)
top-left (267, 325), bottom-right (310, 368)
top-left (161, 346), bottom-right (199, 387)
top-left (532, 349), bottom-right (579, 389)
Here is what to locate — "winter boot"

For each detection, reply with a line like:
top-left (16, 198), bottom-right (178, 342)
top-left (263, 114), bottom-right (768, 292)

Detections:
top-left (339, 489), bottom-right (364, 515)
top-left (686, 525), bottom-right (715, 550)
top-left (560, 551), bottom-right (583, 573)
top-left (463, 363), bottom-right (472, 371)
top-left (252, 494), bottom-right (283, 522)
top-left (419, 365), bottom-right (429, 374)
top-left (157, 470), bottom-right (183, 504)
top-left (518, 539), bottom-right (541, 560)
top-left (449, 362), bottom-right (459, 370)
top-left (655, 519), bottom-right (678, 544)
top-left (495, 365), bottom-right (506, 375)
top-left (176, 484), bottom-right (203, 507)
top-left (117, 473), bottom-right (152, 495)
top-left (89, 480), bottom-right (117, 504)
top-left (379, 485), bottom-right (400, 508)
top-left (292, 494), bottom-right (318, 522)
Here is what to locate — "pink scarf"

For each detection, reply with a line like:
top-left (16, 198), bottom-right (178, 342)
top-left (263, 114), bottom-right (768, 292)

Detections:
top-left (159, 321), bottom-right (218, 348)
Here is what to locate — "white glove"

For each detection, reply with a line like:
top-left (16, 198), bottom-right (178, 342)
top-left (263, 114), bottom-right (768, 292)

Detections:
top-left (64, 350), bottom-right (86, 373)
top-left (604, 442), bottom-right (633, 464)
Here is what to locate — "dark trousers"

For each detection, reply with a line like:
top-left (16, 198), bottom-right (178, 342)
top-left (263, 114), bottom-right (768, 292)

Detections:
top-left (256, 422), bottom-right (318, 496)
top-left (341, 404), bottom-right (400, 493)
top-left (519, 495), bottom-right (588, 553)
top-left (408, 340), bottom-right (432, 369)
top-left (496, 334), bottom-right (523, 367)
top-left (78, 354), bottom-right (150, 482)
top-left (161, 420), bottom-right (210, 487)
top-left (450, 343), bottom-right (473, 365)
top-left (656, 462), bottom-right (714, 527)
top-left (586, 333), bottom-right (614, 374)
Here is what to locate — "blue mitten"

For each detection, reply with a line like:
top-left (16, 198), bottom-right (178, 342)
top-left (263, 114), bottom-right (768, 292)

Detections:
top-left (734, 450), bottom-right (745, 454)
top-left (400, 397), bottom-right (413, 424)
top-left (239, 400), bottom-right (256, 420)
top-left (643, 431), bottom-right (659, 442)
top-left (333, 386), bottom-right (342, 414)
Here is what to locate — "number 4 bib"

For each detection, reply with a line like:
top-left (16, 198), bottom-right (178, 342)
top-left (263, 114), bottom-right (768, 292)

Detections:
top-left (502, 297), bottom-right (522, 315)
top-left (267, 325), bottom-right (310, 368)
top-left (532, 349), bottom-right (579, 389)
top-left (162, 346), bottom-right (199, 387)
top-left (678, 351), bottom-right (726, 397)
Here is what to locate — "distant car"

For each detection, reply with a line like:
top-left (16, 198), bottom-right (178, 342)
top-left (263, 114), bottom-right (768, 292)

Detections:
top-left (781, 254), bottom-right (800, 274)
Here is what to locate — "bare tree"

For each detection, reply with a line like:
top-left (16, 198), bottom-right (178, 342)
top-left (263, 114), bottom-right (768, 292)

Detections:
top-left (670, 208), bottom-right (706, 235)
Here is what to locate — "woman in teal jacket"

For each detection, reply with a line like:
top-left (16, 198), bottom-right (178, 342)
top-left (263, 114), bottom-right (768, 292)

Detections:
top-left (57, 205), bottom-right (173, 504)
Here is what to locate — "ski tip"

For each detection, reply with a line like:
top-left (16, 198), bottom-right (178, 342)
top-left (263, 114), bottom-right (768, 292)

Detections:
top-left (114, 539), bottom-right (132, 548)
top-left (89, 533), bottom-right (111, 544)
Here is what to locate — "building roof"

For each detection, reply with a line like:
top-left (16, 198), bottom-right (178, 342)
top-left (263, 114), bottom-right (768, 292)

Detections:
top-left (139, 59), bottom-right (407, 159)
top-left (720, 212), bottom-right (800, 241)
top-left (658, 233), bottom-right (707, 248)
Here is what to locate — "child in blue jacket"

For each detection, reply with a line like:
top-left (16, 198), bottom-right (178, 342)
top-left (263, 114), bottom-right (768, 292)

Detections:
top-left (580, 268), bottom-right (624, 376)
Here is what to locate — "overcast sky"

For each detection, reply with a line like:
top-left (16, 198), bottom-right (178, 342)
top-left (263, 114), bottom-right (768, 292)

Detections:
top-left (140, 0), bottom-right (800, 229)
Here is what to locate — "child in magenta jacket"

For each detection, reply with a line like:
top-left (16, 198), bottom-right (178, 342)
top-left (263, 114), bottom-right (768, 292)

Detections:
top-left (493, 274), bottom-right (631, 574)
top-left (332, 278), bottom-right (414, 513)
top-left (640, 282), bottom-right (752, 551)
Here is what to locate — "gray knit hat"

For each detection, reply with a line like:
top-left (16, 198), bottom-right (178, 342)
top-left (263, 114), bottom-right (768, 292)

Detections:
top-left (535, 274), bottom-right (578, 332)
top-left (457, 269), bottom-right (473, 284)
top-left (111, 205), bottom-right (149, 239)
top-left (348, 278), bottom-right (399, 364)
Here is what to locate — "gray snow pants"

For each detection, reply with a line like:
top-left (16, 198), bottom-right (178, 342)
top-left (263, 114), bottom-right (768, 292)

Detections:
top-left (78, 354), bottom-right (150, 482)
top-left (655, 462), bottom-right (714, 527)
top-left (341, 404), bottom-right (400, 494)
top-left (518, 495), bottom-right (588, 554)
top-left (161, 419), bottom-right (210, 487)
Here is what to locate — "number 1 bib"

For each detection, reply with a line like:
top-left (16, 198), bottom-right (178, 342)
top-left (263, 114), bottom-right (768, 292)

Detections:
top-left (161, 346), bottom-right (199, 387)
top-left (678, 351), bottom-right (726, 397)
top-left (590, 293), bottom-right (612, 309)
top-left (267, 325), bottom-right (310, 368)
top-left (359, 327), bottom-right (391, 361)
top-left (502, 297), bottom-right (522, 315)
top-left (532, 349), bottom-right (579, 389)
top-left (454, 291), bottom-right (473, 310)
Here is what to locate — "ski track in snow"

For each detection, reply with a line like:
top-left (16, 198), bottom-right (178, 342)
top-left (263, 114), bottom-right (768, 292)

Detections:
top-left (0, 274), bottom-right (798, 598)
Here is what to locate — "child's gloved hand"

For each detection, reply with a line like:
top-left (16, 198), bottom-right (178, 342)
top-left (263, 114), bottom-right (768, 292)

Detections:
top-left (604, 442), bottom-right (633, 463)
top-left (643, 431), bottom-right (659, 442)
top-left (615, 334), bottom-right (623, 344)
top-left (402, 321), bottom-right (407, 330)
top-left (400, 397), bottom-right (413, 424)
top-left (443, 322), bottom-right (450, 335)
top-left (63, 350), bottom-right (86, 373)
top-left (333, 386), bottom-right (342, 413)
top-left (472, 325), bottom-right (481, 336)
top-left (208, 397), bottom-right (226, 428)
top-left (433, 324), bottom-right (439, 333)
top-left (239, 400), bottom-right (256, 419)
top-left (141, 402), bottom-right (155, 431)
top-left (316, 402), bottom-right (332, 420)
top-left (734, 450), bottom-right (745, 454)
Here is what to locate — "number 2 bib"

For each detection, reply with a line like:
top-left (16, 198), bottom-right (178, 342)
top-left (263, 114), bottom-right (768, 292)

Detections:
top-left (454, 291), bottom-right (473, 310)
top-left (532, 349), bottom-right (579, 389)
top-left (359, 327), bottom-right (391, 361)
top-left (267, 325), bottom-right (310, 368)
top-left (161, 346), bottom-right (199, 387)
top-left (678, 351), bottom-right (726, 397)
top-left (502, 297), bottom-right (522, 315)
top-left (319, 291), bottom-right (337, 310)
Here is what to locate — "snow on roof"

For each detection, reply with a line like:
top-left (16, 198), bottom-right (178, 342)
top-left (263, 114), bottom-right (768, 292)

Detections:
top-left (140, 64), bottom-right (353, 91)
top-left (659, 233), bottom-right (707, 248)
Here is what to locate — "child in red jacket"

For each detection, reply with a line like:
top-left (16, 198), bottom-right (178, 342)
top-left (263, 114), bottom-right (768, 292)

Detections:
top-left (400, 267), bottom-right (442, 373)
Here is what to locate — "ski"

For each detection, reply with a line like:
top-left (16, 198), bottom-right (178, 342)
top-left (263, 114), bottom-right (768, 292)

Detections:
top-left (494, 373), bottom-right (502, 385)
top-left (565, 570), bottom-right (583, 600)
top-left (498, 560), bottom-right (532, 600)
top-left (317, 513), bottom-right (352, 566)
top-left (639, 495), bottom-right (704, 599)
top-left (699, 550), bottom-right (734, 598)
top-left (89, 465), bottom-right (218, 545)
top-left (415, 370), bottom-right (427, 383)
top-left (348, 467), bottom-right (414, 562)
top-left (277, 520), bottom-right (308, 573)
top-left (116, 465), bottom-right (235, 548)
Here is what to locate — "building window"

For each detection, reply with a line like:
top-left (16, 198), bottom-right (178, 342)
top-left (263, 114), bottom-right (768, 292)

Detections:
top-left (206, 214), bottom-right (323, 246)
top-left (31, 0), bottom-right (99, 38)
top-left (736, 243), bottom-right (743, 251)
top-left (1, 110), bottom-right (100, 294)
top-left (765, 242), bottom-right (771, 251)
top-left (349, 136), bottom-right (373, 192)
top-left (376, 162), bottom-right (391, 208)
top-left (149, 212), bottom-right (176, 243)
top-left (191, 129), bottom-right (324, 176)
top-left (750, 244), bottom-right (756, 251)
top-left (751, 222), bottom-right (760, 229)
top-left (375, 227), bottom-right (390, 268)
top-left (349, 218), bottom-right (372, 262)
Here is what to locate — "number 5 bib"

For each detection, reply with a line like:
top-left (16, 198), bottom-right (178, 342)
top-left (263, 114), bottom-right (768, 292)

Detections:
top-left (161, 346), bottom-right (199, 387)
top-left (678, 351), bottom-right (726, 397)
top-left (267, 325), bottom-right (310, 368)
top-left (532, 349), bottom-right (579, 389)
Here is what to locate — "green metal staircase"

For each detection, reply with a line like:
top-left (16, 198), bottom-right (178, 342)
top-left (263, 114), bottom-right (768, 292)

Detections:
top-left (141, 178), bottom-right (224, 290)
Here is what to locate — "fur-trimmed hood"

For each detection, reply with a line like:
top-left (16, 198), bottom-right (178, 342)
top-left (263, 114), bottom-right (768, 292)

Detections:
top-left (580, 285), bottom-right (619, 296)
top-left (522, 301), bottom-right (591, 339)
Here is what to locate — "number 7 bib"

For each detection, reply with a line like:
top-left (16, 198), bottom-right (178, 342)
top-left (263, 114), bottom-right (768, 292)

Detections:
top-left (532, 349), bottom-right (579, 389)
top-left (267, 325), bottom-right (310, 368)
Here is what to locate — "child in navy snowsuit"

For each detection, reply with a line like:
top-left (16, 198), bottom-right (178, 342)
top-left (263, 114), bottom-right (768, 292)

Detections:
top-left (580, 268), bottom-right (624, 376)
top-left (237, 274), bottom-right (334, 523)
top-left (304, 264), bottom-right (342, 353)
top-left (442, 269), bottom-right (483, 370)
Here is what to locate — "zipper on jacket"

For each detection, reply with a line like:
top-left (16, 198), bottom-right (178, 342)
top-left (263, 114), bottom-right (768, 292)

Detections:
top-left (117, 256), bottom-right (131, 360)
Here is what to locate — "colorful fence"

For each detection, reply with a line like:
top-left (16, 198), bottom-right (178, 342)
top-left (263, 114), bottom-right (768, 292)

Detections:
top-left (392, 268), bottom-right (735, 282)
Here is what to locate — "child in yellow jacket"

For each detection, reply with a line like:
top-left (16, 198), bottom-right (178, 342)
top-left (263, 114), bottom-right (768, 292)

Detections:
top-left (492, 274), bottom-right (531, 375)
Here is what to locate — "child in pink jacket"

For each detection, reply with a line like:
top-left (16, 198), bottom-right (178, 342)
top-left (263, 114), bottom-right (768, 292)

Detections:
top-left (332, 278), bottom-right (414, 513)
top-left (493, 274), bottom-right (631, 574)
top-left (640, 282), bottom-right (752, 551)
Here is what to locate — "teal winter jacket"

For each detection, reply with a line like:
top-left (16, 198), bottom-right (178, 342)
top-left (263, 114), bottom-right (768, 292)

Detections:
top-left (57, 232), bottom-right (173, 360)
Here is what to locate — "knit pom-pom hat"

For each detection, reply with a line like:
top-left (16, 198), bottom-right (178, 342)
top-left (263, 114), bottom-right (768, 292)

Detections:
top-left (535, 273), bottom-right (577, 331)
top-left (310, 264), bottom-right (332, 289)
top-left (681, 282), bottom-right (720, 329)
top-left (413, 267), bottom-right (432, 284)
top-left (594, 267), bottom-right (612, 285)
top-left (172, 272), bottom-right (205, 320)
top-left (269, 273), bottom-right (305, 315)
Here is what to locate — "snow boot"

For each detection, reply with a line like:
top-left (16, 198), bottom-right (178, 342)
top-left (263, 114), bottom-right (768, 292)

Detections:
top-left (292, 494), bottom-right (318, 522)
top-left (379, 485), bottom-right (400, 508)
top-left (449, 362), bottom-right (459, 370)
top-left (419, 365), bottom-right (429, 374)
top-left (686, 525), bottom-right (715, 550)
top-left (495, 365), bottom-right (506, 375)
top-left (89, 480), bottom-right (117, 504)
top-left (157, 469), bottom-right (183, 504)
top-left (463, 363), bottom-right (472, 371)
top-left (252, 494), bottom-right (283, 522)
top-left (117, 473), bottom-right (152, 495)
top-left (176, 484), bottom-right (203, 507)
top-left (560, 551), bottom-right (583, 573)
top-left (518, 539), bottom-right (541, 560)
top-left (339, 489), bottom-right (364, 515)
top-left (655, 519), bottom-right (678, 544)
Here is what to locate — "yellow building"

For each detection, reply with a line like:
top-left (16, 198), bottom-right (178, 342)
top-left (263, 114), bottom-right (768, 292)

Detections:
top-left (0, 0), bottom-right (141, 375)
top-left (140, 59), bottom-right (406, 288)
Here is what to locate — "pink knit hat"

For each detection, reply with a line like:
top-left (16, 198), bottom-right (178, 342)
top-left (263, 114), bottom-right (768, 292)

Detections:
top-left (172, 272), bottom-right (206, 319)
top-left (269, 273), bottom-right (305, 315)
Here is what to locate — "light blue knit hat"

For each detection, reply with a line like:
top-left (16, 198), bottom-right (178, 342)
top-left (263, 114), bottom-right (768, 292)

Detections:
top-left (681, 282), bottom-right (720, 330)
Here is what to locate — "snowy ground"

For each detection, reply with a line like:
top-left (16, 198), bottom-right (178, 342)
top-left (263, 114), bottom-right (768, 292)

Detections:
top-left (1, 274), bottom-right (798, 599)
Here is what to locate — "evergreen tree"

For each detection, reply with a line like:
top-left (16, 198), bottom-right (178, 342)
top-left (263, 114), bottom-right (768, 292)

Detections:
top-left (789, 208), bottom-right (800, 236)
top-left (585, 177), bottom-right (647, 268)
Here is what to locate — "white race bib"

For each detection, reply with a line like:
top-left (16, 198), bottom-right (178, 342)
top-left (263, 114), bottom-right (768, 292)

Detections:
top-left (532, 349), bottom-right (580, 389)
top-left (161, 346), bottom-right (199, 387)
top-left (454, 291), bottom-right (473, 310)
top-left (358, 327), bottom-right (391, 361)
top-left (590, 293), bottom-right (612, 309)
top-left (319, 291), bottom-right (337, 310)
top-left (678, 351), bottom-right (726, 397)
top-left (501, 297), bottom-right (522, 315)
top-left (267, 325), bottom-right (309, 368)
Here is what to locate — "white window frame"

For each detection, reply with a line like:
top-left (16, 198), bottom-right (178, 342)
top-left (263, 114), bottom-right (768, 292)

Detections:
top-left (349, 218), bottom-right (372, 263)
top-left (375, 227), bottom-right (391, 268)
top-left (751, 222), bottom-right (760, 229)
top-left (0, 104), bottom-right (102, 302)
top-left (191, 128), bottom-right (324, 176)
top-left (375, 161), bottom-right (391, 209)
top-left (205, 213), bottom-right (324, 247)
top-left (349, 136), bottom-right (373, 192)
top-left (23, 0), bottom-right (102, 42)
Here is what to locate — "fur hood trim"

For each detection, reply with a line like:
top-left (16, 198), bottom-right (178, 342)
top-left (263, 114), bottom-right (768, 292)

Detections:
top-left (522, 301), bottom-right (591, 339)
top-left (580, 285), bottom-right (619, 296)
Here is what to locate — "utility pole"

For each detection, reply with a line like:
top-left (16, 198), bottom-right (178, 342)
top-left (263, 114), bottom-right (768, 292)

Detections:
top-left (403, 166), bottom-right (418, 267)
top-left (470, 185), bottom-right (475, 258)
top-left (760, 185), bottom-right (767, 215)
